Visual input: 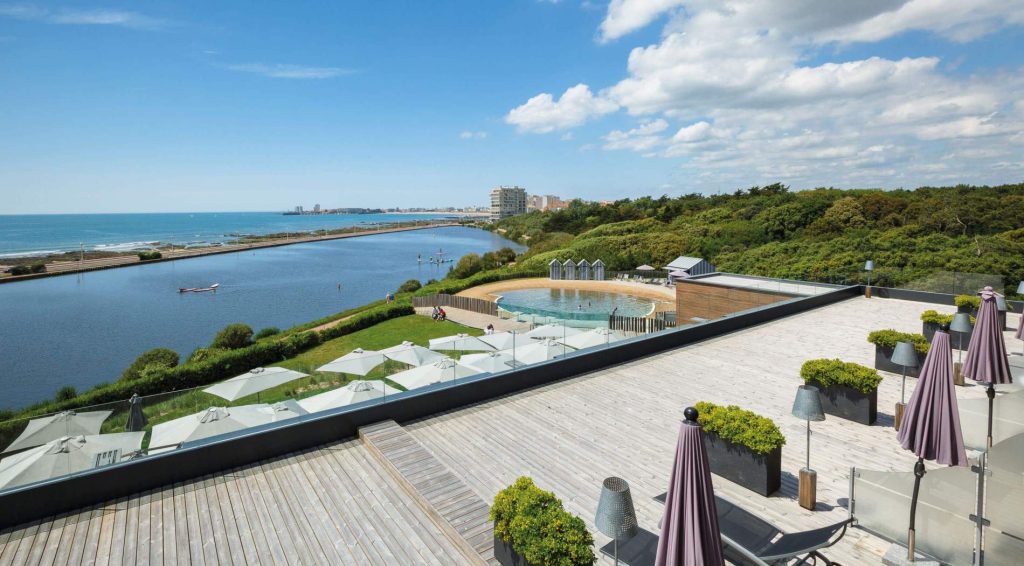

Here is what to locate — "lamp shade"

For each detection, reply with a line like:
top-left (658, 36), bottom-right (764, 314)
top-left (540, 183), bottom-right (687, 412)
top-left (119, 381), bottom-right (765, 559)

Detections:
top-left (891, 341), bottom-right (920, 368)
top-left (1017, 281), bottom-right (1024, 295)
top-left (791, 385), bottom-right (825, 421)
top-left (864, 260), bottom-right (874, 271)
top-left (595, 476), bottom-right (638, 542)
top-left (995, 295), bottom-right (1007, 312)
top-left (950, 312), bottom-right (973, 334)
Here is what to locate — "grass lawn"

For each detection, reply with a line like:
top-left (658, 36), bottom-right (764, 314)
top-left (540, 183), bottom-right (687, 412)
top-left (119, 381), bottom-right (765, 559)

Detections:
top-left (101, 315), bottom-right (483, 448)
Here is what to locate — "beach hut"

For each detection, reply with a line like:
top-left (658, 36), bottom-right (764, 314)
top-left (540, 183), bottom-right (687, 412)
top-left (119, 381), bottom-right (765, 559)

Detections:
top-left (549, 259), bottom-right (562, 280)
top-left (563, 259), bottom-right (576, 280)
top-left (593, 259), bottom-right (606, 281)
top-left (577, 259), bottom-right (590, 281)
top-left (664, 256), bottom-right (715, 277)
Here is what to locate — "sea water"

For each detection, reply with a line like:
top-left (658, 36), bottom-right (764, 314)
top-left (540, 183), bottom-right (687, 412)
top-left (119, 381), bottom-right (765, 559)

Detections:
top-left (0, 226), bottom-right (522, 409)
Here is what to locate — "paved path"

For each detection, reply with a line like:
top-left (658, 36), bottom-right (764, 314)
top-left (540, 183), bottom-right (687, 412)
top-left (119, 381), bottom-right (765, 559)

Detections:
top-left (414, 307), bottom-right (530, 332)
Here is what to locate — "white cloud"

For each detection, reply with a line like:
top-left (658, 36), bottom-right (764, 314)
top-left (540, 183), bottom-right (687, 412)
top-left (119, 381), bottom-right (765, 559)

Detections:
top-left (603, 119), bottom-right (668, 150)
top-left (225, 63), bottom-right (352, 79)
top-left (672, 121), bottom-right (712, 143)
top-left (0, 5), bottom-right (166, 29)
top-left (599, 0), bottom-right (685, 42)
top-left (817, 0), bottom-right (1024, 44)
top-left (459, 131), bottom-right (488, 140)
top-left (505, 83), bottom-right (618, 133)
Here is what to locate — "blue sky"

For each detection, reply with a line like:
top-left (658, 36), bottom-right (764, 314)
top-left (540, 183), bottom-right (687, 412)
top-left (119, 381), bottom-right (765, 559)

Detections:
top-left (1, 1), bottom-right (1022, 213)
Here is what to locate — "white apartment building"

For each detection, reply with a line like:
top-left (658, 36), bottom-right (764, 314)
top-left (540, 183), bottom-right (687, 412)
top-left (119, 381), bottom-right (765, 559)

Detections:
top-left (489, 186), bottom-right (527, 221)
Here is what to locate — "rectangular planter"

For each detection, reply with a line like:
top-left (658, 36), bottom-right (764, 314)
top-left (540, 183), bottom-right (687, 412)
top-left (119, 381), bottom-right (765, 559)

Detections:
top-left (809, 381), bottom-right (877, 425)
top-left (922, 321), bottom-right (972, 346)
top-left (703, 430), bottom-right (781, 496)
top-left (874, 345), bottom-right (922, 377)
top-left (957, 305), bottom-right (1007, 331)
top-left (494, 534), bottom-right (538, 566)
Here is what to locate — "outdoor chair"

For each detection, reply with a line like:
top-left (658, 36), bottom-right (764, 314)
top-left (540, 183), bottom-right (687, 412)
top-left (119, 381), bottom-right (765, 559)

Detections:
top-left (600, 493), bottom-right (852, 566)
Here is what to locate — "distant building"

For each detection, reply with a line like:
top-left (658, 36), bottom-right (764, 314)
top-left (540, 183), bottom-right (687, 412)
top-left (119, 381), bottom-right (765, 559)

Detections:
top-left (295, 205), bottom-right (303, 214)
top-left (665, 256), bottom-right (716, 278)
top-left (313, 204), bottom-right (321, 213)
top-left (527, 195), bottom-right (545, 211)
top-left (490, 186), bottom-right (527, 221)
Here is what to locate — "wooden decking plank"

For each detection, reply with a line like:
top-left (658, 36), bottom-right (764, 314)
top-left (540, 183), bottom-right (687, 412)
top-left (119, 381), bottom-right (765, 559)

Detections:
top-left (180, 480), bottom-right (205, 566)
top-left (78, 503), bottom-right (108, 566)
top-left (192, 476), bottom-right (221, 566)
top-left (296, 446), bottom-right (375, 564)
top-left (211, 473), bottom-right (248, 566)
top-left (6, 519), bottom-right (42, 566)
top-left (134, 491), bottom-right (152, 566)
top-left (235, 465), bottom-right (286, 566)
top-left (105, 498), bottom-right (129, 566)
top-left (34, 513), bottom-right (68, 566)
top-left (56, 505), bottom-right (96, 566)
top-left (276, 451), bottom-right (348, 564)
top-left (250, 460), bottom-right (312, 565)
top-left (226, 467), bottom-right (275, 566)
top-left (259, 457), bottom-right (325, 564)
top-left (147, 487), bottom-right (163, 566)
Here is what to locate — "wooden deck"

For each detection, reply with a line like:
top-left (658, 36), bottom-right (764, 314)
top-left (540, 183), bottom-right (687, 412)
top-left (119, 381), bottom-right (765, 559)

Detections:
top-left (0, 296), bottom-right (1017, 565)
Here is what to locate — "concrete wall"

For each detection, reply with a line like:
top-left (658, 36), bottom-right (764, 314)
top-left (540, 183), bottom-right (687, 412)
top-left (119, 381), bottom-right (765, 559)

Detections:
top-left (676, 280), bottom-right (794, 322)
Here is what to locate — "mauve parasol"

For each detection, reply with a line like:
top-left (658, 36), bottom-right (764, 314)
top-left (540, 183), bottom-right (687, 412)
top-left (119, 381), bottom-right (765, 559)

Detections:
top-left (895, 327), bottom-right (968, 561)
top-left (655, 407), bottom-right (724, 566)
top-left (961, 287), bottom-right (1012, 448)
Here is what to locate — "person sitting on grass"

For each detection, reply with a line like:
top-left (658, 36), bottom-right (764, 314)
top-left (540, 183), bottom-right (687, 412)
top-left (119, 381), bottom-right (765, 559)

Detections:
top-left (438, 307), bottom-right (447, 322)
top-left (431, 306), bottom-right (439, 320)
top-left (485, 323), bottom-right (494, 335)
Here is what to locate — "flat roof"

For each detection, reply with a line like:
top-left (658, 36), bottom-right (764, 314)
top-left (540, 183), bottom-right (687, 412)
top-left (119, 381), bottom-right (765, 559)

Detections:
top-left (684, 273), bottom-right (844, 296)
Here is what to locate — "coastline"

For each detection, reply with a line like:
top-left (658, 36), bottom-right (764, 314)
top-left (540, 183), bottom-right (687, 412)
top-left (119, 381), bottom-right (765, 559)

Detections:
top-left (0, 222), bottom-right (463, 284)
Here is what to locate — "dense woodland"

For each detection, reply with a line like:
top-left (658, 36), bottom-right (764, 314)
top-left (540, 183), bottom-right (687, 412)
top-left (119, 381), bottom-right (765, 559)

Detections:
top-left (487, 183), bottom-right (1024, 293)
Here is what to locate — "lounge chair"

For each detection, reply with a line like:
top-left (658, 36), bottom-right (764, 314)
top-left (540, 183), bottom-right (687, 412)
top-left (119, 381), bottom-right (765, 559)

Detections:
top-left (600, 494), bottom-right (852, 566)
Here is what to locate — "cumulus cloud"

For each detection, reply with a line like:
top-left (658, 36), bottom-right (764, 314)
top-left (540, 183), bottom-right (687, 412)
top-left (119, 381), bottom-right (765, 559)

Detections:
top-left (505, 84), bottom-right (618, 133)
top-left (224, 63), bottom-right (352, 79)
top-left (603, 119), bottom-right (668, 151)
top-left (599, 0), bottom-right (685, 42)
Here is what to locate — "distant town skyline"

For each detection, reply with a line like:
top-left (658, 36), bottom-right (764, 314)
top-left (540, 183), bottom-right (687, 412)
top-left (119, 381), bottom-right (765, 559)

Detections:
top-left (1, 1), bottom-right (1022, 214)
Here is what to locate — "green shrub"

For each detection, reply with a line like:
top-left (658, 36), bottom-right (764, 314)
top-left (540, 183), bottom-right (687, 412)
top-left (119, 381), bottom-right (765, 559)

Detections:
top-left (954, 295), bottom-right (980, 309)
top-left (447, 253), bottom-right (484, 279)
top-left (867, 330), bottom-right (930, 354)
top-left (137, 250), bottom-right (162, 261)
top-left (9, 265), bottom-right (30, 276)
top-left (254, 327), bottom-right (282, 340)
top-left (490, 477), bottom-right (595, 566)
top-left (211, 323), bottom-right (254, 350)
top-left (187, 347), bottom-right (225, 363)
top-left (121, 348), bottom-right (180, 381)
top-left (920, 310), bottom-right (975, 326)
top-left (693, 401), bottom-right (786, 455)
top-left (29, 262), bottom-right (46, 274)
top-left (55, 385), bottom-right (77, 402)
top-left (800, 359), bottom-right (883, 394)
top-left (397, 279), bottom-right (422, 293)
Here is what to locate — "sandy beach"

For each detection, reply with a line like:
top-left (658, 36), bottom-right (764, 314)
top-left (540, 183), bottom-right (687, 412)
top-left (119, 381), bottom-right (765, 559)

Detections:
top-left (456, 277), bottom-right (676, 314)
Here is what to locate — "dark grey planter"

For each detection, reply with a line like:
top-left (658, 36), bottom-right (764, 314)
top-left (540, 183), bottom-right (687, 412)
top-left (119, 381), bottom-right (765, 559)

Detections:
top-left (494, 534), bottom-right (538, 566)
top-left (959, 304), bottom-right (1008, 329)
top-left (923, 321), bottom-right (972, 345)
top-left (809, 381), bottom-right (877, 425)
top-left (703, 430), bottom-right (781, 496)
top-left (874, 345), bottom-right (922, 377)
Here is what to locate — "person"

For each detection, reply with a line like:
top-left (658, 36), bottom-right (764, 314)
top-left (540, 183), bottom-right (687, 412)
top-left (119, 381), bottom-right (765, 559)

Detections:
top-left (438, 307), bottom-right (447, 322)
top-left (485, 323), bottom-right (494, 335)
top-left (432, 306), bottom-right (439, 320)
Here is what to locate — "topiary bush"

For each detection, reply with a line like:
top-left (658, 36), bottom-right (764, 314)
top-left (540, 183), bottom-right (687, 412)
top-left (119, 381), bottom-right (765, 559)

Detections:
top-left (954, 295), bottom-right (980, 310)
top-left (920, 310), bottom-right (974, 326)
top-left (211, 323), bottom-right (254, 350)
top-left (490, 477), bottom-right (595, 566)
top-left (397, 279), bottom-right (422, 293)
top-left (801, 359), bottom-right (883, 394)
top-left (693, 401), bottom-right (786, 455)
top-left (867, 330), bottom-right (929, 354)
top-left (254, 327), bottom-right (281, 340)
top-left (137, 250), bottom-right (162, 261)
top-left (121, 348), bottom-right (180, 381)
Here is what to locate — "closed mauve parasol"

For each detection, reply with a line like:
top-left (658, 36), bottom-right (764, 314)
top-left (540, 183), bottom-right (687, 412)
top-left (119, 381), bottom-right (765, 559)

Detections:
top-left (961, 287), bottom-right (1013, 448)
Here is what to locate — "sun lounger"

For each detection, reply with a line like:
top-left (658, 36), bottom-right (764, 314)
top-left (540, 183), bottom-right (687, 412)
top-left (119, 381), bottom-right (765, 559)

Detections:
top-left (601, 493), bottom-right (852, 565)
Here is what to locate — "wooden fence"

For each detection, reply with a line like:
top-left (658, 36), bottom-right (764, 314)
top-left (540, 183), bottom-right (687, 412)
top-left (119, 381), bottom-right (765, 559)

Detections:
top-left (609, 314), bottom-right (673, 334)
top-left (412, 294), bottom-right (498, 317)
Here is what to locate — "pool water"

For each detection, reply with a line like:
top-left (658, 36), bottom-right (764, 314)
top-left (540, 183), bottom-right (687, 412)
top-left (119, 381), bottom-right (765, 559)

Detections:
top-left (496, 288), bottom-right (654, 321)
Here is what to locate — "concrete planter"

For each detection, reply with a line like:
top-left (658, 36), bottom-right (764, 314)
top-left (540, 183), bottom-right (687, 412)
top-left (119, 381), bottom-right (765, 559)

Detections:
top-left (957, 305), bottom-right (1007, 330)
top-left (809, 381), bottom-right (877, 425)
top-left (494, 534), bottom-right (538, 566)
top-left (874, 345), bottom-right (922, 377)
top-left (923, 321), bottom-right (972, 346)
top-left (704, 430), bottom-right (781, 496)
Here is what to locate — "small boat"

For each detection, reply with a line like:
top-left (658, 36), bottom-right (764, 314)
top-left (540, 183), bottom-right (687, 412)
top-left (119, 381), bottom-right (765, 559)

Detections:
top-left (179, 283), bottom-right (219, 293)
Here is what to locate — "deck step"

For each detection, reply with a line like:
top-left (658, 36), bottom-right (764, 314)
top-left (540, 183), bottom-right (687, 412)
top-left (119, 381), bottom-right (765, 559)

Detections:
top-left (360, 420), bottom-right (498, 566)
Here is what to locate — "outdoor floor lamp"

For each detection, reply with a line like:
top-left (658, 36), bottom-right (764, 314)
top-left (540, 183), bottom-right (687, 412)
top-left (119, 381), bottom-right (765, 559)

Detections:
top-left (1017, 281), bottom-right (1024, 355)
top-left (950, 312), bottom-right (972, 385)
top-left (595, 477), bottom-right (638, 566)
top-left (891, 341), bottom-right (919, 430)
top-left (792, 385), bottom-right (825, 510)
top-left (864, 260), bottom-right (874, 298)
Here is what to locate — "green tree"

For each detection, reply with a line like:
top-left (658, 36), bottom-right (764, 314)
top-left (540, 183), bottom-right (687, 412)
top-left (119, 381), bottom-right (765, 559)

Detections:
top-left (397, 279), bottom-right (422, 293)
top-left (211, 323), bottom-right (254, 350)
top-left (447, 253), bottom-right (484, 279)
top-left (121, 348), bottom-right (180, 381)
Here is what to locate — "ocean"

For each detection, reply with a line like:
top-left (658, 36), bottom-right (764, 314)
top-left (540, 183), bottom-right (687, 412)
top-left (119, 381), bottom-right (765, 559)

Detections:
top-left (0, 226), bottom-right (523, 410)
top-left (0, 211), bottom-right (464, 258)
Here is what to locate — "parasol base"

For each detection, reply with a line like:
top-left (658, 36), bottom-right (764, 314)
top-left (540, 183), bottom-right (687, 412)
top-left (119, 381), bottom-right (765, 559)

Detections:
top-left (798, 468), bottom-right (816, 510)
top-left (865, 286), bottom-right (872, 299)
top-left (894, 402), bottom-right (906, 431)
top-left (952, 362), bottom-right (965, 386)
top-left (882, 543), bottom-right (939, 566)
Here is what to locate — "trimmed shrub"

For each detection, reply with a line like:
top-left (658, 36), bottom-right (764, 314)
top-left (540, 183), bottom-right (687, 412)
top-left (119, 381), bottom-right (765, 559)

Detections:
top-left (137, 250), bottom-right (162, 261)
top-left (867, 329), bottom-right (930, 354)
top-left (211, 323), bottom-right (254, 350)
top-left (121, 348), bottom-right (180, 381)
top-left (801, 359), bottom-right (882, 394)
top-left (397, 279), bottom-right (422, 294)
top-left (9, 265), bottom-right (31, 276)
top-left (490, 477), bottom-right (595, 566)
top-left (29, 262), bottom-right (46, 274)
top-left (920, 310), bottom-right (974, 326)
top-left (447, 253), bottom-right (484, 279)
top-left (55, 385), bottom-right (77, 402)
top-left (187, 347), bottom-right (225, 364)
top-left (694, 401), bottom-right (786, 455)
top-left (254, 327), bottom-right (282, 340)
top-left (954, 295), bottom-right (980, 310)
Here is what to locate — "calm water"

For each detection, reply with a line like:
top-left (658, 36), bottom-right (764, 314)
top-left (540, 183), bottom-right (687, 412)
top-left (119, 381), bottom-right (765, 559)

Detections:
top-left (496, 288), bottom-right (653, 321)
top-left (0, 227), bottom-right (522, 409)
top-left (0, 212), bottom-right (462, 257)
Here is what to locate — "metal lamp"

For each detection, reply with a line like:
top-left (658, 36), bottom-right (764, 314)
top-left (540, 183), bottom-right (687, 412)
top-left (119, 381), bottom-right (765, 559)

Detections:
top-left (996, 294), bottom-right (1008, 332)
top-left (792, 385), bottom-right (825, 510)
top-left (1016, 281), bottom-right (1024, 356)
top-left (595, 477), bottom-right (638, 566)
top-left (864, 260), bottom-right (875, 298)
top-left (950, 313), bottom-right (972, 385)
top-left (891, 341), bottom-right (920, 430)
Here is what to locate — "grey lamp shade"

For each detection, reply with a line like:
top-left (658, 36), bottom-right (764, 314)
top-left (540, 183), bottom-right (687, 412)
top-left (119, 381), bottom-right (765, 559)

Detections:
top-left (792, 385), bottom-right (825, 421)
top-left (595, 477), bottom-right (638, 541)
top-left (1018, 281), bottom-right (1024, 295)
top-left (950, 312), bottom-right (973, 333)
top-left (995, 295), bottom-right (1007, 312)
top-left (864, 260), bottom-right (874, 271)
top-left (891, 341), bottom-right (920, 368)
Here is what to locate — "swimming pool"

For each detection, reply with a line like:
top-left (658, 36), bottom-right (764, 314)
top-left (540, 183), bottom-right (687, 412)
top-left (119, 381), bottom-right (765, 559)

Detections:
top-left (496, 288), bottom-right (655, 321)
